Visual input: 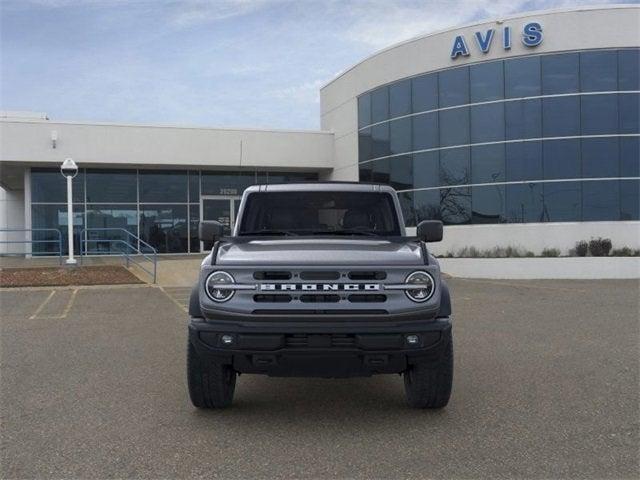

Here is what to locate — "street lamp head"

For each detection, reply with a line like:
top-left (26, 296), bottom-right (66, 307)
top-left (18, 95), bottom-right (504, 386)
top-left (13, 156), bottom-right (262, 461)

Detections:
top-left (60, 158), bottom-right (78, 178)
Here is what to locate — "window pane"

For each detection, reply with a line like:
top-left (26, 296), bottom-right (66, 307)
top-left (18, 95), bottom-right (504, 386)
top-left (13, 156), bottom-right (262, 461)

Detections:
top-left (267, 172), bottom-right (317, 184)
top-left (582, 180), bottom-right (620, 221)
top-left (412, 74), bottom-right (438, 113)
top-left (189, 171), bottom-right (200, 203)
top-left (470, 103), bottom-right (504, 143)
top-left (543, 182), bottom-right (581, 222)
top-left (86, 205), bottom-right (138, 254)
top-left (390, 79), bottom-right (411, 117)
top-left (414, 189), bottom-right (441, 223)
top-left (470, 61), bottom-right (504, 102)
top-left (371, 123), bottom-right (390, 158)
top-left (621, 137), bottom-right (640, 177)
top-left (86, 169), bottom-right (135, 203)
top-left (398, 191), bottom-right (416, 227)
top-left (140, 170), bottom-right (187, 203)
top-left (389, 117), bottom-right (411, 155)
top-left (620, 179), bottom-right (640, 220)
top-left (440, 148), bottom-right (470, 186)
top-left (371, 158), bottom-right (390, 184)
top-left (582, 138), bottom-right (619, 178)
top-left (581, 94), bottom-right (618, 135)
top-left (139, 205), bottom-right (188, 253)
top-left (472, 185), bottom-right (505, 224)
top-left (542, 53), bottom-right (579, 94)
top-left (412, 112), bottom-right (438, 151)
top-left (32, 168), bottom-right (84, 203)
top-left (505, 56), bottom-right (541, 98)
top-left (439, 108), bottom-right (469, 147)
top-left (359, 163), bottom-right (372, 183)
top-left (506, 183), bottom-right (543, 223)
top-left (202, 171), bottom-right (254, 195)
top-left (544, 139), bottom-right (580, 180)
top-left (389, 155), bottom-right (413, 191)
top-left (471, 144), bottom-right (505, 184)
top-left (506, 141), bottom-right (543, 181)
top-left (619, 93), bottom-right (640, 134)
top-left (371, 86), bottom-right (389, 123)
top-left (189, 204), bottom-right (200, 253)
top-left (31, 204), bottom-right (84, 255)
top-left (439, 67), bottom-right (469, 107)
top-left (440, 187), bottom-right (471, 225)
top-left (358, 93), bottom-right (371, 128)
top-left (580, 51), bottom-right (617, 92)
top-left (505, 98), bottom-right (541, 140)
top-left (359, 128), bottom-right (373, 162)
top-left (619, 49), bottom-right (640, 91)
top-left (542, 96), bottom-right (580, 137)
top-left (413, 151), bottom-right (439, 189)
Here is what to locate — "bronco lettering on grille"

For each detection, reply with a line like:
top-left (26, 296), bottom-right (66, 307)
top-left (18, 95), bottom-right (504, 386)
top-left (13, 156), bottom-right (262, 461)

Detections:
top-left (260, 283), bottom-right (380, 291)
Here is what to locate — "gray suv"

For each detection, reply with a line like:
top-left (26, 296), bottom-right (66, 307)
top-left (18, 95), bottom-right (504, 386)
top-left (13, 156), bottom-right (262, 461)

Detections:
top-left (188, 183), bottom-right (453, 408)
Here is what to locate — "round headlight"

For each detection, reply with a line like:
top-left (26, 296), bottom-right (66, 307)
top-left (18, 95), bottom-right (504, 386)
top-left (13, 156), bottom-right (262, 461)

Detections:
top-left (205, 271), bottom-right (235, 302)
top-left (405, 271), bottom-right (435, 302)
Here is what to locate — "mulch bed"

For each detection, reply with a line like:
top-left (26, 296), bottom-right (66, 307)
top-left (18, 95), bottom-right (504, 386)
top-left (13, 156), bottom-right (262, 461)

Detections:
top-left (0, 266), bottom-right (143, 288)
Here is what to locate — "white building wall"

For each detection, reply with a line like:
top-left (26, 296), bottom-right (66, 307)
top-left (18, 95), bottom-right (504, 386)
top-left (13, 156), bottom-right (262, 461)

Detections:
top-left (0, 186), bottom-right (25, 254)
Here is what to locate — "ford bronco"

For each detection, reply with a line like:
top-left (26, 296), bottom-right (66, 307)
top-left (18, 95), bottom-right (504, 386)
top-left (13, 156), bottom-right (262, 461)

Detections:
top-left (188, 183), bottom-right (453, 408)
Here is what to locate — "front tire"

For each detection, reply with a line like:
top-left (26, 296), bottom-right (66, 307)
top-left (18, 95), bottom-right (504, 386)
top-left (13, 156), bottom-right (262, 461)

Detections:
top-left (403, 337), bottom-right (453, 409)
top-left (187, 341), bottom-right (236, 408)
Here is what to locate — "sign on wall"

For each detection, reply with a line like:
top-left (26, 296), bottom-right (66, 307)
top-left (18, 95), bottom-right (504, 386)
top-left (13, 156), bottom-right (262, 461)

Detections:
top-left (450, 22), bottom-right (543, 59)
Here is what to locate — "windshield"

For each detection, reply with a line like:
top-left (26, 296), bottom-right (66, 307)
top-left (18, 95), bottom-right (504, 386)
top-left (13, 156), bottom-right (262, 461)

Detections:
top-left (238, 191), bottom-right (401, 236)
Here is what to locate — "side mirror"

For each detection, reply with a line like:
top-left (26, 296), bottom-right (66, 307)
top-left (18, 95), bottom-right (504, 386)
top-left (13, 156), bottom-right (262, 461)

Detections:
top-left (416, 220), bottom-right (443, 242)
top-left (199, 221), bottom-right (225, 249)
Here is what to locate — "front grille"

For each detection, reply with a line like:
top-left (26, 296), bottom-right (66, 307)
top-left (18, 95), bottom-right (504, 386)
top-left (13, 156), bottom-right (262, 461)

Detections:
top-left (254, 294), bottom-right (292, 303)
top-left (300, 294), bottom-right (340, 303)
top-left (252, 309), bottom-right (388, 315)
top-left (348, 294), bottom-right (387, 303)
top-left (253, 271), bottom-right (291, 280)
top-left (348, 271), bottom-right (387, 280)
top-left (300, 271), bottom-right (340, 280)
top-left (285, 334), bottom-right (356, 348)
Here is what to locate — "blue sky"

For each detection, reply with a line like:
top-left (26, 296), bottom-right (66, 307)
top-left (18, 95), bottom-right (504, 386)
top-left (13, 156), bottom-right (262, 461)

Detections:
top-left (1, 0), bottom-right (633, 129)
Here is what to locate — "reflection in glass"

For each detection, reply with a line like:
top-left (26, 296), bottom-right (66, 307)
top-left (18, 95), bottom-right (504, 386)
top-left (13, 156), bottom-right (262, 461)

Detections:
top-left (620, 137), bottom-right (640, 177)
top-left (140, 170), bottom-right (187, 203)
top-left (359, 163), bottom-right (373, 182)
top-left (506, 183), bottom-right (543, 223)
top-left (543, 182), bottom-right (581, 222)
top-left (439, 67), bottom-right (469, 108)
top-left (358, 93), bottom-right (371, 128)
top-left (413, 189), bottom-right (441, 223)
top-left (412, 74), bottom-right (438, 113)
top-left (86, 169), bottom-right (136, 203)
top-left (620, 179), bottom-right (640, 220)
top-left (31, 204), bottom-right (84, 255)
top-left (371, 87), bottom-right (389, 123)
top-left (139, 206), bottom-right (188, 253)
top-left (371, 158), bottom-right (390, 184)
top-left (371, 123), bottom-right (390, 158)
top-left (542, 96), bottom-right (580, 137)
top-left (390, 79), bottom-right (411, 117)
top-left (582, 138), bottom-right (619, 178)
top-left (618, 49), bottom-right (640, 91)
top-left (581, 94), bottom-right (619, 135)
top-left (505, 56), bottom-right (540, 98)
top-left (412, 112), bottom-right (438, 151)
top-left (505, 99), bottom-right (541, 140)
top-left (389, 118), bottom-right (412, 155)
top-left (470, 103), bottom-right (504, 143)
top-left (619, 93), bottom-right (640, 134)
top-left (413, 152), bottom-right (439, 189)
top-left (506, 142), bottom-right (543, 182)
top-left (359, 128), bottom-right (372, 162)
top-left (189, 205), bottom-right (200, 252)
top-left (440, 148), bottom-right (469, 186)
top-left (439, 108), bottom-right (469, 147)
top-left (397, 191), bottom-right (416, 227)
top-left (542, 53), bottom-right (579, 94)
top-left (583, 180), bottom-right (620, 221)
top-left (472, 185), bottom-right (505, 224)
top-left (440, 187), bottom-right (471, 225)
top-left (580, 51), bottom-right (617, 92)
top-left (32, 168), bottom-right (85, 203)
top-left (189, 171), bottom-right (200, 203)
top-left (470, 61), bottom-right (504, 102)
top-left (543, 139), bottom-right (580, 180)
top-left (202, 171), bottom-right (255, 196)
top-left (471, 144), bottom-right (505, 183)
top-left (86, 204), bottom-right (137, 254)
top-left (389, 155), bottom-right (412, 191)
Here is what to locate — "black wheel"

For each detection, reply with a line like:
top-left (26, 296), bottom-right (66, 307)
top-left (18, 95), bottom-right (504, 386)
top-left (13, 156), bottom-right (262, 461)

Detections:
top-left (403, 337), bottom-right (453, 409)
top-left (187, 341), bottom-right (236, 408)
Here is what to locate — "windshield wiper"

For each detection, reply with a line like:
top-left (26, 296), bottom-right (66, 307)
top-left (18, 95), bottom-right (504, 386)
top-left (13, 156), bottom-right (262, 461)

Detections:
top-left (239, 229), bottom-right (299, 236)
top-left (314, 229), bottom-right (380, 237)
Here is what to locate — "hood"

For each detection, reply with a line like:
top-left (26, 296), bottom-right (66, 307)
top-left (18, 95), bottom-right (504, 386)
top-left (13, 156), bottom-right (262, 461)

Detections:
top-left (215, 238), bottom-right (424, 266)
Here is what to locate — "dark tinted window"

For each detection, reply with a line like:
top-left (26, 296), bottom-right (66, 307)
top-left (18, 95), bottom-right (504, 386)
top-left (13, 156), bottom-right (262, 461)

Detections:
top-left (31, 204), bottom-right (84, 255)
top-left (440, 187), bottom-right (471, 225)
top-left (581, 94), bottom-right (618, 135)
top-left (358, 93), bottom-right (371, 128)
top-left (414, 189), bottom-right (441, 222)
top-left (389, 79), bottom-right (411, 117)
top-left (140, 170), bottom-right (187, 203)
top-left (618, 49), bottom-right (640, 90)
top-left (506, 142), bottom-right (543, 181)
top-left (359, 163), bottom-right (372, 183)
top-left (621, 137), bottom-right (640, 177)
top-left (620, 179), bottom-right (640, 220)
top-left (543, 182), bottom-right (581, 222)
top-left (505, 99), bottom-right (541, 140)
top-left (238, 191), bottom-right (401, 236)
top-left (189, 204), bottom-right (200, 252)
top-left (86, 205), bottom-right (138, 253)
top-left (472, 144), bottom-right (505, 183)
top-left (506, 183), bottom-right (543, 223)
top-left (470, 103), bottom-right (504, 143)
top-left (542, 53), bottom-right (579, 94)
top-left (413, 152), bottom-right (440, 189)
top-left (543, 139), bottom-right (580, 180)
top-left (412, 74), bottom-right (438, 112)
top-left (470, 61), bottom-right (504, 102)
top-left (582, 180), bottom-right (620, 221)
top-left (371, 158), bottom-right (390, 184)
top-left (371, 123), bottom-right (390, 158)
top-left (439, 67), bottom-right (469, 107)
top-left (472, 185), bottom-right (505, 224)
top-left (371, 87), bottom-right (389, 123)
top-left (580, 51), bottom-right (617, 92)
top-left (439, 108), bottom-right (469, 147)
top-left (139, 205), bottom-right (188, 253)
top-left (542, 96), bottom-right (580, 137)
top-left (31, 168), bottom-right (84, 203)
top-left (389, 155), bottom-right (413, 191)
top-left (398, 190), bottom-right (416, 226)
top-left (440, 148), bottom-right (470, 186)
top-left (619, 93), bottom-right (640, 134)
top-left (389, 117), bottom-right (411, 155)
top-left (188, 171), bottom-right (200, 203)
top-left (412, 112), bottom-right (439, 151)
top-left (86, 169), bottom-right (135, 203)
top-left (505, 56), bottom-right (541, 98)
top-left (582, 138), bottom-right (619, 178)
top-left (359, 128), bottom-right (372, 162)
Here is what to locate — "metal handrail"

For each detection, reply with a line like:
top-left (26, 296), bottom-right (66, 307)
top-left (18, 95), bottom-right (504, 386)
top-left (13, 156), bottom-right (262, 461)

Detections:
top-left (79, 228), bottom-right (158, 283)
top-left (0, 228), bottom-right (63, 264)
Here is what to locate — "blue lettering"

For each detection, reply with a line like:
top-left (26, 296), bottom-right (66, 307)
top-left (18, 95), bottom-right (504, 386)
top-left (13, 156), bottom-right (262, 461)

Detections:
top-left (474, 29), bottom-right (495, 53)
top-left (522, 22), bottom-right (543, 47)
top-left (503, 26), bottom-right (511, 50)
top-left (450, 35), bottom-right (470, 59)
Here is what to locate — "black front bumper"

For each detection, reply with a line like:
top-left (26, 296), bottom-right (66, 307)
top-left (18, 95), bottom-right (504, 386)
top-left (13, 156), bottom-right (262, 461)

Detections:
top-left (189, 316), bottom-right (452, 378)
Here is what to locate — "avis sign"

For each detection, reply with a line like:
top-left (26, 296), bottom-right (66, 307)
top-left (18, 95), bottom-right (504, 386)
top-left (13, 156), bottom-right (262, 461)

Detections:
top-left (450, 22), bottom-right (543, 59)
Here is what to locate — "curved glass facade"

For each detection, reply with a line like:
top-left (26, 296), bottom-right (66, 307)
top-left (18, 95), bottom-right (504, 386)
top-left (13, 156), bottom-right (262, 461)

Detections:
top-left (357, 49), bottom-right (640, 226)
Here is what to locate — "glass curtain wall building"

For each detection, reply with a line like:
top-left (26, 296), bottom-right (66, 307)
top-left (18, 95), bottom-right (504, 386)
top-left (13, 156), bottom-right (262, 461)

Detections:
top-left (30, 169), bottom-right (317, 254)
top-left (357, 48), bottom-right (640, 226)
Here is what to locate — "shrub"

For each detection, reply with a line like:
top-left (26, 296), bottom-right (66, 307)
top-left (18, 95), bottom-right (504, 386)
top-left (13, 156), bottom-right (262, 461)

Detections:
top-left (610, 247), bottom-right (640, 257)
top-left (574, 240), bottom-right (589, 257)
top-left (588, 237), bottom-right (612, 257)
top-left (541, 248), bottom-right (561, 257)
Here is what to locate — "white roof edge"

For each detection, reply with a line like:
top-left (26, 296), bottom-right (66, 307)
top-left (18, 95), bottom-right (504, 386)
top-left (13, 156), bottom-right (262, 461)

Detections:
top-left (320, 4), bottom-right (639, 91)
top-left (0, 117), bottom-right (334, 136)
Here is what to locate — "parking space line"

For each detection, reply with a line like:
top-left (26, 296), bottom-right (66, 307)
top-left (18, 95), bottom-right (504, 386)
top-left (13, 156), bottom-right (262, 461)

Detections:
top-left (57, 289), bottom-right (78, 319)
top-left (29, 290), bottom-right (56, 319)
top-left (158, 286), bottom-right (188, 314)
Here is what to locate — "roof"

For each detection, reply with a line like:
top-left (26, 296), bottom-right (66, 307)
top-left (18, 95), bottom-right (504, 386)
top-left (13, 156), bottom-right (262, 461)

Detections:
top-left (244, 182), bottom-right (396, 193)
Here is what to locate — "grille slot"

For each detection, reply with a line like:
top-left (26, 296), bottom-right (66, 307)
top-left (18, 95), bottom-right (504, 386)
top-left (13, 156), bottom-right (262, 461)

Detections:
top-left (300, 294), bottom-right (340, 303)
top-left (253, 294), bottom-right (292, 303)
top-left (348, 294), bottom-right (387, 303)
top-left (300, 271), bottom-right (340, 280)
top-left (285, 334), bottom-right (356, 348)
top-left (348, 271), bottom-right (387, 280)
top-left (253, 271), bottom-right (291, 280)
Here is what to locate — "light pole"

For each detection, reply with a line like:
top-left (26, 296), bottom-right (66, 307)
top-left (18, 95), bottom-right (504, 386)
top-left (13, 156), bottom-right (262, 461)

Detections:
top-left (60, 158), bottom-right (78, 265)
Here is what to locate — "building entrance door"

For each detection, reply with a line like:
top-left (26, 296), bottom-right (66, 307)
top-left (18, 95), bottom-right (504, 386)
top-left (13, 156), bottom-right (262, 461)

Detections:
top-left (200, 195), bottom-right (241, 240)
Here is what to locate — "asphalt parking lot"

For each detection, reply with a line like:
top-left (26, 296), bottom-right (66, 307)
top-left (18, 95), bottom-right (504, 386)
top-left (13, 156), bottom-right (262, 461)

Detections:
top-left (1, 279), bottom-right (638, 479)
